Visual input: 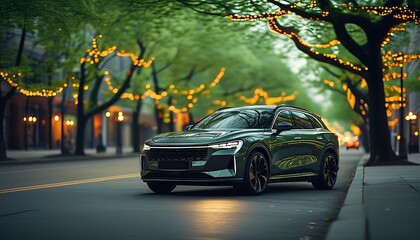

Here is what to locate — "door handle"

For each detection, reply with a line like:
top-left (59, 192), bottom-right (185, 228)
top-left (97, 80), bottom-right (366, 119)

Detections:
top-left (294, 137), bottom-right (301, 140)
top-left (317, 136), bottom-right (323, 140)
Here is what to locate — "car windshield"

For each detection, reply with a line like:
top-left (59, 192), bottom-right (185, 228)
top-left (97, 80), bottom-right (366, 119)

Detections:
top-left (192, 109), bottom-right (274, 129)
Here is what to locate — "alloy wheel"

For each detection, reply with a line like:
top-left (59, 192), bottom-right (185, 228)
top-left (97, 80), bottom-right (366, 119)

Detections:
top-left (312, 152), bottom-right (338, 190)
top-left (249, 153), bottom-right (269, 193)
top-left (323, 155), bottom-right (338, 187)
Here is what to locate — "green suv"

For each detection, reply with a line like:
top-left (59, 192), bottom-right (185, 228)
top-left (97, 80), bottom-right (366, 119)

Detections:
top-left (140, 105), bottom-right (339, 195)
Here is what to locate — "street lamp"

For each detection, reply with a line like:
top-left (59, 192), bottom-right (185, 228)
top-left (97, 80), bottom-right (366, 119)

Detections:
top-left (23, 115), bottom-right (38, 150)
top-left (116, 112), bottom-right (124, 154)
top-left (405, 112), bottom-right (419, 153)
top-left (395, 52), bottom-right (407, 160)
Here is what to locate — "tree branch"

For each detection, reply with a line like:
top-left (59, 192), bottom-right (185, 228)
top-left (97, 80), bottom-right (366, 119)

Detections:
top-left (85, 41), bottom-right (147, 119)
top-left (269, 19), bottom-right (365, 76)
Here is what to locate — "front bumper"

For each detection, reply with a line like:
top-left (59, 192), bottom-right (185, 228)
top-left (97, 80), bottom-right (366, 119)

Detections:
top-left (140, 147), bottom-right (246, 185)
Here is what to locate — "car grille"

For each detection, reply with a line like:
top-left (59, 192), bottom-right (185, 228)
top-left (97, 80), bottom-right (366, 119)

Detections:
top-left (149, 148), bottom-right (209, 162)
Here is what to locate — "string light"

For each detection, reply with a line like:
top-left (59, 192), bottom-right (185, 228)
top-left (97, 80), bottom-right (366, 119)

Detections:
top-left (116, 51), bottom-right (155, 67)
top-left (239, 88), bottom-right (297, 105)
top-left (105, 68), bottom-right (225, 113)
top-left (267, 19), bottom-right (341, 49)
top-left (383, 72), bottom-right (407, 81)
top-left (1, 71), bottom-right (71, 97)
top-left (309, 0), bottom-right (316, 8)
top-left (80, 35), bottom-right (155, 68)
top-left (382, 26), bottom-right (406, 48)
top-left (229, 3), bottom-right (419, 76)
top-left (80, 36), bottom-right (116, 64)
top-left (340, 4), bottom-right (419, 23)
top-left (0, 71), bottom-right (20, 87)
top-left (382, 51), bottom-right (420, 69)
top-left (323, 80), bottom-right (335, 88)
top-left (213, 100), bottom-right (227, 107)
top-left (227, 3), bottom-right (298, 22)
top-left (267, 19), bottom-right (365, 72)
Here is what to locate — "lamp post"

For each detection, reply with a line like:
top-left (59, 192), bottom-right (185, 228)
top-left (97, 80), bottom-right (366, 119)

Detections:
top-left (96, 112), bottom-right (109, 153)
top-left (116, 112), bottom-right (124, 154)
top-left (64, 119), bottom-right (75, 154)
top-left (23, 115), bottom-right (37, 150)
top-left (53, 114), bottom-right (60, 148)
top-left (405, 112), bottom-right (419, 153)
top-left (395, 52), bottom-right (407, 160)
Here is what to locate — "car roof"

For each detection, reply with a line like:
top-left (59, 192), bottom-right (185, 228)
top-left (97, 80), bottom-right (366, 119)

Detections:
top-left (217, 105), bottom-right (322, 119)
top-left (217, 105), bottom-right (310, 113)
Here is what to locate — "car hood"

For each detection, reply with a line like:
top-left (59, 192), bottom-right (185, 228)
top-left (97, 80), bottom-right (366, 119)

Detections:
top-left (148, 129), bottom-right (266, 146)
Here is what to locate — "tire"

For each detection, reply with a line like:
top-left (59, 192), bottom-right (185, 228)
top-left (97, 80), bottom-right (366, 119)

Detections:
top-left (147, 182), bottom-right (176, 194)
top-left (240, 151), bottom-right (270, 195)
top-left (312, 152), bottom-right (338, 190)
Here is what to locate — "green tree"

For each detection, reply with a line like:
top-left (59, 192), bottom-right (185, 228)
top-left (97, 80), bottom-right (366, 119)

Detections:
top-left (0, 0), bottom-right (95, 160)
top-left (157, 0), bottom-right (420, 165)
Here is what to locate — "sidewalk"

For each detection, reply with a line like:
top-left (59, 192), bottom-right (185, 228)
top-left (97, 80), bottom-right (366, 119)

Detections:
top-left (2, 147), bottom-right (138, 164)
top-left (326, 153), bottom-right (420, 240)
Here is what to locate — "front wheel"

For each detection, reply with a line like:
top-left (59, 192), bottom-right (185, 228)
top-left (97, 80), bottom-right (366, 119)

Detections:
top-left (240, 151), bottom-right (269, 195)
top-left (147, 182), bottom-right (176, 194)
top-left (312, 152), bottom-right (338, 190)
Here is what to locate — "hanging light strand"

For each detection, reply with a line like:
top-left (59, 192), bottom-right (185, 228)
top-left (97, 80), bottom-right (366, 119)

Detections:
top-left (105, 68), bottom-right (225, 113)
top-left (1, 71), bottom-right (72, 97)
top-left (239, 88), bottom-right (297, 105)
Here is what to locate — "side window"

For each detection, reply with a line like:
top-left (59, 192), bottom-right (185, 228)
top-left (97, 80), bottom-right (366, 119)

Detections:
top-left (306, 114), bottom-right (323, 129)
top-left (291, 111), bottom-right (314, 129)
top-left (275, 110), bottom-right (293, 126)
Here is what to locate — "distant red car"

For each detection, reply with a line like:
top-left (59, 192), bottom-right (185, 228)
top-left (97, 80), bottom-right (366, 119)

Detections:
top-left (346, 137), bottom-right (360, 150)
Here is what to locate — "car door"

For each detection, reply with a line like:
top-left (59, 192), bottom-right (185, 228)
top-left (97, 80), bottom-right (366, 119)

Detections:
top-left (292, 111), bottom-right (327, 176)
top-left (269, 110), bottom-right (303, 178)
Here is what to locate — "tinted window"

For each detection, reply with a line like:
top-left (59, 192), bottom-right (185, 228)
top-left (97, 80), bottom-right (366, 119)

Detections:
top-left (275, 110), bottom-right (293, 126)
top-left (306, 114), bottom-right (323, 129)
top-left (291, 111), bottom-right (313, 129)
top-left (193, 109), bottom-right (273, 129)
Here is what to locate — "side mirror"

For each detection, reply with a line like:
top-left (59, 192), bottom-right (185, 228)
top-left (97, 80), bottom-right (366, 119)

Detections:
top-left (184, 125), bottom-right (193, 131)
top-left (273, 122), bottom-right (293, 134)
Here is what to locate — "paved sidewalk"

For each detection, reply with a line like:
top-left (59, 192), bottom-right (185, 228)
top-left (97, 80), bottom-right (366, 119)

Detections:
top-left (2, 147), bottom-right (138, 164)
top-left (326, 153), bottom-right (420, 240)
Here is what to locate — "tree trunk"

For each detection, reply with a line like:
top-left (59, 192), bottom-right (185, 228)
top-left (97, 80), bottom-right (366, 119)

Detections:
top-left (0, 101), bottom-right (8, 161)
top-left (151, 62), bottom-right (163, 133)
top-left (75, 116), bottom-right (87, 155)
top-left (0, 26), bottom-right (25, 160)
top-left (359, 122), bottom-right (370, 153)
top-left (75, 62), bottom-right (87, 155)
top-left (365, 50), bottom-right (399, 165)
top-left (132, 99), bottom-right (143, 153)
top-left (154, 107), bottom-right (164, 134)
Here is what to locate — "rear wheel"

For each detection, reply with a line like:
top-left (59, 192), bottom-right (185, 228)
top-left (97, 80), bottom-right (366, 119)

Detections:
top-left (240, 151), bottom-right (269, 195)
top-left (147, 182), bottom-right (176, 194)
top-left (312, 152), bottom-right (338, 190)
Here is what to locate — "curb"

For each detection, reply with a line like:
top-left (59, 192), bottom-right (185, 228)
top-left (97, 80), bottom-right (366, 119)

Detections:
top-left (325, 154), bottom-right (368, 240)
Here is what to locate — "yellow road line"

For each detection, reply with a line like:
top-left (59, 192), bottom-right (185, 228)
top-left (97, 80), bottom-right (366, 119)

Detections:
top-left (0, 173), bottom-right (139, 194)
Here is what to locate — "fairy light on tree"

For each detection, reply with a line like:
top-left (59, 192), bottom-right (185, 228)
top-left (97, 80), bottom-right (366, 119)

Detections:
top-left (74, 35), bottom-right (153, 155)
top-left (239, 88), bottom-right (297, 105)
top-left (1, 71), bottom-right (71, 97)
top-left (104, 67), bottom-right (225, 113)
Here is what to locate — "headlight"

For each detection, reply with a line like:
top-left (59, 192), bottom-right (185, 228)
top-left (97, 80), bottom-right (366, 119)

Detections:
top-left (142, 144), bottom-right (150, 151)
top-left (209, 140), bottom-right (243, 151)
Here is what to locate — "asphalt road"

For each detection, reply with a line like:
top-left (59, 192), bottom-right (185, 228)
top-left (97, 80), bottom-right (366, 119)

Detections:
top-left (0, 149), bottom-right (364, 240)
